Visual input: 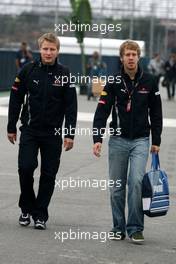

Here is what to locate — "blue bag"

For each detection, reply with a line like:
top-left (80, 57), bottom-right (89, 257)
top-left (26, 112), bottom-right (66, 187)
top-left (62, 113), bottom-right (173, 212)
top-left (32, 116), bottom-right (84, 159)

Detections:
top-left (142, 153), bottom-right (169, 217)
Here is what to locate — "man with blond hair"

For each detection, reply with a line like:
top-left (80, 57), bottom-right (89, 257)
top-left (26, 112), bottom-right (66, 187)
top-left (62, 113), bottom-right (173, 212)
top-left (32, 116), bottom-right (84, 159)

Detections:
top-left (93, 40), bottom-right (162, 242)
top-left (7, 33), bottom-right (77, 230)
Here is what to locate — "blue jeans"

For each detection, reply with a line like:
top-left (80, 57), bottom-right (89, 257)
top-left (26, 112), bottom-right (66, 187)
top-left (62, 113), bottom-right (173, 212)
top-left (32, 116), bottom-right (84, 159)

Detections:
top-left (108, 136), bottom-right (149, 237)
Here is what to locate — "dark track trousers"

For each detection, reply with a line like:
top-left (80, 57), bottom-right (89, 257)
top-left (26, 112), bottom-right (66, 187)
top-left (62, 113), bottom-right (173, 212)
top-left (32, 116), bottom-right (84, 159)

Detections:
top-left (166, 79), bottom-right (176, 99)
top-left (18, 128), bottom-right (62, 222)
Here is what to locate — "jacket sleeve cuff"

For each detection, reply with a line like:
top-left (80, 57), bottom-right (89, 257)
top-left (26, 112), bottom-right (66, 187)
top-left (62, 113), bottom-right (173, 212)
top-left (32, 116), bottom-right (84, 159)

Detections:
top-left (7, 124), bottom-right (17, 134)
top-left (64, 126), bottom-right (76, 140)
top-left (93, 136), bottom-right (103, 144)
top-left (152, 136), bottom-right (161, 146)
top-left (64, 134), bottom-right (75, 140)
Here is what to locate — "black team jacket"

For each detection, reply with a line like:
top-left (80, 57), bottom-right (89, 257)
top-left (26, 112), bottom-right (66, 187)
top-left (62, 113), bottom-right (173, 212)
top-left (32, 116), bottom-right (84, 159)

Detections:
top-left (7, 59), bottom-right (77, 139)
top-left (93, 66), bottom-right (163, 146)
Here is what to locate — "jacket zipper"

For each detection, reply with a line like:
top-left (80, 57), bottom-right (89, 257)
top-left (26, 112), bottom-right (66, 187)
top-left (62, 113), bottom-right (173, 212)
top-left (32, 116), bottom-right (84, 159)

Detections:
top-left (40, 65), bottom-right (49, 128)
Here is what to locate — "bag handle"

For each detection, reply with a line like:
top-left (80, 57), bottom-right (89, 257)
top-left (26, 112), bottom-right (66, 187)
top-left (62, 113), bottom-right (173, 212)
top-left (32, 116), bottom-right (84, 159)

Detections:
top-left (151, 153), bottom-right (160, 170)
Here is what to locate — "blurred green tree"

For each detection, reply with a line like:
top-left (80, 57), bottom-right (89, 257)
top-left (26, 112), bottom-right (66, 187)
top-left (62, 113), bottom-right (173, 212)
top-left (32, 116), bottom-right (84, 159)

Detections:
top-left (69, 0), bottom-right (92, 76)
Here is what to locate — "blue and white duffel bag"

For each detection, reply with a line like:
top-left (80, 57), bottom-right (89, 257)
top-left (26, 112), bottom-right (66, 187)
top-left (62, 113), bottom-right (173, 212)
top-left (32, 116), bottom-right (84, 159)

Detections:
top-left (142, 153), bottom-right (170, 217)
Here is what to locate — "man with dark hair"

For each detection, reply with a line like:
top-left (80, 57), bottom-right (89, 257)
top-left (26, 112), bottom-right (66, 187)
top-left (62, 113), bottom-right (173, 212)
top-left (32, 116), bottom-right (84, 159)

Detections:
top-left (87, 51), bottom-right (107, 100)
top-left (93, 40), bottom-right (162, 243)
top-left (16, 42), bottom-right (33, 72)
top-left (148, 53), bottom-right (164, 89)
top-left (163, 52), bottom-right (176, 100)
top-left (7, 33), bottom-right (77, 230)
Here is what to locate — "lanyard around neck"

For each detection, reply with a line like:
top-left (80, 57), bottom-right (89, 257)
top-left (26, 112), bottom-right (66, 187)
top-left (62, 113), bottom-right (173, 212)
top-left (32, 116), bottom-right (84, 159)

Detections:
top-left (122, 78), bottom-right (139, 112)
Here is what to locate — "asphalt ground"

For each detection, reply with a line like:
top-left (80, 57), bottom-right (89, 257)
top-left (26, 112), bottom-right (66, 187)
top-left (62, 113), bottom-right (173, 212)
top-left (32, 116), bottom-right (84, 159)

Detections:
top-left (0, 86), bottom-right (176, 264)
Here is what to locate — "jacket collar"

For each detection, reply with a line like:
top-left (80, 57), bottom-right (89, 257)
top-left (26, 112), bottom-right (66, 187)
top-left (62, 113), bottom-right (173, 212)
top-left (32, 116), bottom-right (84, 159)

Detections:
top-left (37, 57), bottom-right (58, 70)
top-left (121, 65), bottom-right (143, 82)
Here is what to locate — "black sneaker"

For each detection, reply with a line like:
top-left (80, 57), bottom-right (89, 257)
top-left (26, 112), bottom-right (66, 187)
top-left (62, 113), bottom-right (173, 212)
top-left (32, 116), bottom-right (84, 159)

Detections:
top-left (19, 213), bottom-right (31, 226)
top-left (109, 230), bottom-right (126, 240)
top-left (34, 219), bottom-right (46, 230)
top-left (130, 232), bottom-right (144, 243)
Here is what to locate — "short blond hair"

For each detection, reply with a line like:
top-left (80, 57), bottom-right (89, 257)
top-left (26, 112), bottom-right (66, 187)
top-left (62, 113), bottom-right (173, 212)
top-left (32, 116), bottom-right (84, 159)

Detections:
top-left (119, 40), bottom-right (141, 58)
top-left (38, 33), bottom-right (60, 50)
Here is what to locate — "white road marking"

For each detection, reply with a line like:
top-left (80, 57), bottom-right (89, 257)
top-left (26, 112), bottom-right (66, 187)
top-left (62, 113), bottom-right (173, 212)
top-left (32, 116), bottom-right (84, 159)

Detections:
top-left (0, 106), bottom-right (8, 116)
top-left (0, 97), bottom-right (9, 104)
top-left (0, 97), bottom-right (176, 127)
